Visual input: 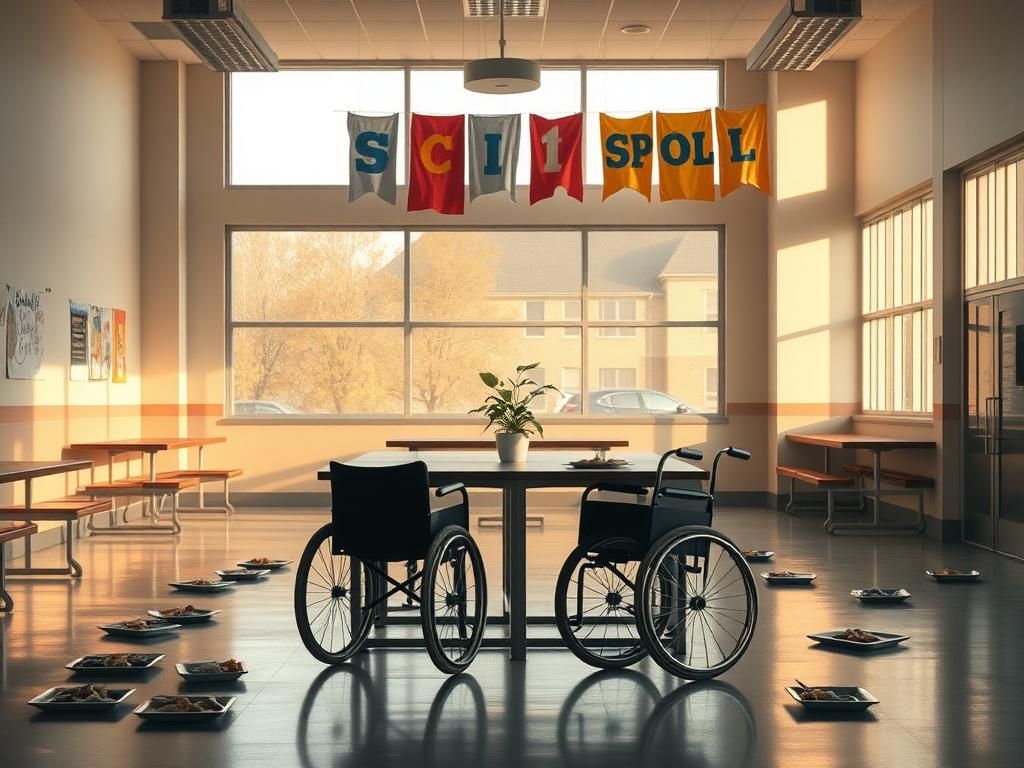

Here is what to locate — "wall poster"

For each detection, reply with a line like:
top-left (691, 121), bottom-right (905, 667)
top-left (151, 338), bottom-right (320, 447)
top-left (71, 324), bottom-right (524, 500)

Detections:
top-left (5, 286), bottom-right (45, 380)
top-left (112, 308), bottom-right (126, 383)
top-left (88, 305), bottom-right (111, 381)
top-left (69, 301), bottom-right (88, 381)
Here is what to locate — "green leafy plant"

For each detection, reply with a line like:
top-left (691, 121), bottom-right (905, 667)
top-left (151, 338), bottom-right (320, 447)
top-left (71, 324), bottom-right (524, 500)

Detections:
top-left (468, 363), bottom-right (560, 436)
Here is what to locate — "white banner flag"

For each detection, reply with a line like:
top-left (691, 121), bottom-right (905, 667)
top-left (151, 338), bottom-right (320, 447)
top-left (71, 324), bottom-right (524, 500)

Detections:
top-left (468, 114), bottom-right (520, 202)
top-left (348, 112), bottom-right (398, 204)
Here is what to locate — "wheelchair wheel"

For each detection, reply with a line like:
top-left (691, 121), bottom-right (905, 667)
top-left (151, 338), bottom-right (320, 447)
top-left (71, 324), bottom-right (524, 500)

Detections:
top-left (636, 526), bottom-right (757, 680)
top-left (554, 536), bottom-right (647, 669)
top-left (422, 525), bottom-right (487, 674)
top-left (294, 523), bottom-right (379, 665)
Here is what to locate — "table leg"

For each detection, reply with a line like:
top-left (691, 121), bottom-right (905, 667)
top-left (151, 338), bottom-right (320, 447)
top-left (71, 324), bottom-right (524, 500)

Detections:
top-left (503, 484), bottom-right (527, 661)
top-left (23, 479), bottom-right (32, 570)
top-left (197, 445), bottom-right (205, 510)
top-left (871, 449), bottom-right (882, 525)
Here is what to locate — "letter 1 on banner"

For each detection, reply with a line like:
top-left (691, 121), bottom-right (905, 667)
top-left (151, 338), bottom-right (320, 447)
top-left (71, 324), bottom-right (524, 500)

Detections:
top-left (408, 113), bottom-right (465, 214)
top-left (656, 110), bottom-right (715, 202)
top-left (529, 114), bottom-right (583, 205)
top-left (468, 114), bottom-right (521, 202)
top-left (600, 113), bottom-right (654, 200)
top-left (714, 104), bottom-right (771, 198)
top-left (348, 112), bottom-right (398, 204)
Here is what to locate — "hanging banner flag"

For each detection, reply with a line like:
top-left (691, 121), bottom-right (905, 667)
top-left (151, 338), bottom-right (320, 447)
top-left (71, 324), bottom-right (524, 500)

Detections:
top-left (468, 114), bottom-right (520, 202)
top-left (600, 112), bottom-right (654, 201)
top-left (408, 113), bottom-right (465, 215)
top-left (715, 104), bottom-right (771, 198)
top-left (529, 113), bottom-right (583, 205)
top-left (348, 112), bottom-right (398, 204)
top-left (656, 110), bottom-right (716, 202)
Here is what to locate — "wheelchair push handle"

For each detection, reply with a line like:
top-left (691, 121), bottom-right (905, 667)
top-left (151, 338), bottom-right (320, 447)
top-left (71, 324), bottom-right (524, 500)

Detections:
top-left (724, 447), bottom-right (751, 461)
top-left (674, 447), bottom-right (704, 461)
top-left (710, 446), bottom-right (752, 494)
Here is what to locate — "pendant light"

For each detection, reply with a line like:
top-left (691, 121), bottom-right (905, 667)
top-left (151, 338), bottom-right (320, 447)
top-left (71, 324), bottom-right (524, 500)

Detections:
top-left (464, 0), bottom-right (540, 93)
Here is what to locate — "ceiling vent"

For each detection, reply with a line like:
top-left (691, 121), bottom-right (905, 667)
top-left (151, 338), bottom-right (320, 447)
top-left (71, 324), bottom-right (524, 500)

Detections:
top-left (162, 0), bottom-right (277, 72)
top-left (464, 0), bottom-right (546, 19)
top-left (747, 0), bottom-right (861, 71)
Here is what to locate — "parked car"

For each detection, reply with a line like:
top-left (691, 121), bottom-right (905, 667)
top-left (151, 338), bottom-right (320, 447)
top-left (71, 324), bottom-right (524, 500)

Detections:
top-left (553, 389), bottom-right (697, 415)
top-left (233, 400), bottom-right (302, 415)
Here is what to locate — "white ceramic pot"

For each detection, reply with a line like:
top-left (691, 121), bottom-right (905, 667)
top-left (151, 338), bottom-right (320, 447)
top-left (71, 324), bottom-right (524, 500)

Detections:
top-left (495, 432), bottom-right (530, 463)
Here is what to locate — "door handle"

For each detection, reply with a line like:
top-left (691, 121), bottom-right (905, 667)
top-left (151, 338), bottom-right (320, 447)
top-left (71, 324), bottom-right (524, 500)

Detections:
top-left (994, 397), bottom-right (1003, 455)
top-left (984, 397), bottom-right (995, 455)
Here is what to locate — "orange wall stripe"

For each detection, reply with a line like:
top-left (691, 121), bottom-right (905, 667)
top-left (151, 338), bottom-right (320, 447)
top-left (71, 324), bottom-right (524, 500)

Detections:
top-left (727, 402), bottom-right (861, 417)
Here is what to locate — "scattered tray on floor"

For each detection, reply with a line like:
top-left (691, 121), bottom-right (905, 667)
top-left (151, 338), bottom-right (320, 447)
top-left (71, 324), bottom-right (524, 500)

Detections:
top-left (236, 559), bottom-right (291, 571)
top-left (785, 686), bottom-right (879, 712)
top-left (98, 619), bottom-right (181, 638)
top-left (147, 607), bottom-right (221, 624)
top-left (926, 569), bottom-right (981, 582)
top-left (66, 654), bottom-right (164, 673)
top-left (807, 628), bottom-right (910, 651)
top-left (175, 660), bottom-right (248, 683)
top-left (851, 588), bottom-right (911, 603)
top-left (133, 695), bottom-right (236, 722)
top-left (168, 579), bottom-right (236, 592)
top-left (565, 458), bottom-right (632, 470)
top-left (760, 571), bottom-right (816, 585)
top-left (29, 685), bottom-right (135, 712)
top-left (215, 568), bottom-right (270, 580)
top-left (741, 550), bottom-right (774, 562)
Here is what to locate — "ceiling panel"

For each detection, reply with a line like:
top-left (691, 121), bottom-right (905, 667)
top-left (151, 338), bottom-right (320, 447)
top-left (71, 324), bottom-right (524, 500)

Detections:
top-left (256, 20), bottom-right (309, 41)
top-left (108, 0), bottom-right (162, 21)
top-left (287, 1), bottom-right (357, 22)
top-left (77, 0), bottom-right (121, 21)
top-left (304, 22), bottom-right (365, 41)
top-left (242, 1), bottom-right (294, 21)
top-left (351, 1), bottom-right (424, 21)
top-left (100, 20), bottom-right (144, 41)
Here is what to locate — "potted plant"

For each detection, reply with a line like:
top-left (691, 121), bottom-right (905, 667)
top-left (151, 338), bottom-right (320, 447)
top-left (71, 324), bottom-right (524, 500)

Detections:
top-left (469, 363), bottom-right (559, 463)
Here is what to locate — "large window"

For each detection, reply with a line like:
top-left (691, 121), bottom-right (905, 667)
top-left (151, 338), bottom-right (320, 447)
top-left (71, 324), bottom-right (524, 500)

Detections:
top-left (965, 150), bottom-right (1023, 289)
top-left (228, 228), bottom-right (722, 417)
top-left (861, 195), bottom-right (934, 413)
top-left (230, 66), bottom-right (719, 187)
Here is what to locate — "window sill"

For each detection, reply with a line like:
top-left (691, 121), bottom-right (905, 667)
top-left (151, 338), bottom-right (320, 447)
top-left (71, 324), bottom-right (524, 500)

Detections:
top-left (852, 413), bottom-right (934, 427)
top-left (216, 415), bottom-right (729, 427)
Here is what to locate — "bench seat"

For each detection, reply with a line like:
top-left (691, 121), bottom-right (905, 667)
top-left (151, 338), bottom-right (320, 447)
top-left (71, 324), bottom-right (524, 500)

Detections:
top-left (776, 466), bottom-right (854, 487)
top-left (159, 468), bottom-right (243, 480)
top-left (0, 498), bottom-right (112, 521)
top-left (82, 475), bottom-right (198, 492)
top-left (842, 464), bottom-right (934, 488)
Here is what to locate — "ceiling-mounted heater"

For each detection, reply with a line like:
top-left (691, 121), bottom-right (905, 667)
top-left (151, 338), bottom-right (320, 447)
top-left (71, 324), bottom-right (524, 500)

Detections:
top-left (747, 0), bottom-right (861, 71)
top-left (162, 0), bottom-right (278, 72)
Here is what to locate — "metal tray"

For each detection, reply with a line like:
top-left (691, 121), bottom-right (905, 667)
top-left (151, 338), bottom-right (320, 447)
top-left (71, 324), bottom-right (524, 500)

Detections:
top-left (175, 661), bottom-right (248, 683)
top-left (851, 588), bottom-right (911, 603)
top-left (742, 550), bottom-right (774, 562)
top-left (236, 560), bottom-right (291, 570)
top-left (134, 695), bottom-right (236, 722)
top-left (785, 686), bottom-right (879, 712)
top-left (29, 687), bottom-right (135, 712)
top-left (807, 629), bottom-right (910, 651)
top-left (168, 580), bottom-right (236, 592)
top-left (147, 608), bottom-right (221, 624)
top-left (760, 572), bottom-right (816, 585)
top-left (565, 459), bottom-right (632, 470)
top-left (215, 568), bottom-right (270, 580)
top-left (66, 654), bottom-right (164, 673)
top-left (926, 570), bottom-right (981, 582)
top-left (98, 621), bottom-right (181, 638)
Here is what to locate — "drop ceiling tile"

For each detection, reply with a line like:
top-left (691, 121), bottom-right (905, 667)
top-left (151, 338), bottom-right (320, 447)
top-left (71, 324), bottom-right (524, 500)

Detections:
top-left (599, 40), bottom-right (658, 59)
top-left (544, 21), bottom-right (607, 39)
top-left (608, 1), bottom-right (677, 21)
top-left (372, 41), bottom-right (434, 59)
top-left (425, 40), bottom-right (468, 59)
top-left (709, 0), bottom-right (745, 21)
top-left (363, 21), bottom-right (428, 39)
top-left (547, 1), bottom-right (614, 22)
top-left (303, 21), bottom-right (365, 40)
top-left (542, 40), bottom-right (599, 59)
top-left (151, 39), bottom-right (200, 63)
top-left (672, 0), bottom-right (715, 20)
top-left (289, 1), bottom-right (357, 22)
top-left (314, 40), bottom-right (371, 58)
top-left (710, 38), bottom-right (756, 58)
top-left (661, 19), bottom-right (713, 40)
top-left (352, 1), bottom-right (424, 21)
top-left (109, 0), bottom-right (162, 22)
top-left (828, 37), bottom-right (879, 59)
top-left (604, 19), bottom-right (669, 38)
top-left (737, 0), bottom-right (784, 20)
top-left (76, 0), bottom-right (122, 21)
top-left (121, 39), bottom-right (164, 59)
top-left (272, 40), bottom-right (323, 58)
top-left (100, 20), bottom-right (145, 40)
top-left (862, 0), bottom-right (922, 20)
top-left (723, 19), bottom-right (770, 39)
top-left (256, 20), bottom-right (309, 40)
top-left (655, 39), bottom-right (713, 59)
top-left (851, 19), bottom-right (901, 39)
top-left (240, 1), bottom-right (295, 21)
top-left (418, 3), bottom-right (465, 21)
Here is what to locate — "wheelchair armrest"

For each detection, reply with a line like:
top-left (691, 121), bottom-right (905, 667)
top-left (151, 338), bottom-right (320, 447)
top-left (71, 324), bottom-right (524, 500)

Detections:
top-left (435, 482), bottom-right (466, 498)
top-left (657, 487), bottom-right (712, 502)
top-left (583, 483), bottom-right (649, 501)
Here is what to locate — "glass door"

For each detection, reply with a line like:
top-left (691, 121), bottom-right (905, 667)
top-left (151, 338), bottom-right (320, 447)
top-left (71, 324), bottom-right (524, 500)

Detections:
top-left (965, 299), bottom-right (995, 548)
top-left (996, 291), bottom-right (1024, 558)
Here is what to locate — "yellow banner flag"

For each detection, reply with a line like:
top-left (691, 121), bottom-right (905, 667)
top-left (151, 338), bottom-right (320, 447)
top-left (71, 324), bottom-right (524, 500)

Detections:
top-left (600, 112), bottom-right (654, 200)
top-left (656, 110), bottom-right (716, 202)
top-left (715, 104), bottom-right (771, 197)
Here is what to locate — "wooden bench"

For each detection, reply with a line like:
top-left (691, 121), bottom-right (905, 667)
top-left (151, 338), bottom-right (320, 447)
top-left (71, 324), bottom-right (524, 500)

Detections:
top-left (842, 464), bottom-right (935, 488)
top-left (0, 522), bottom-right (38, 611)
top-left (0, 498), bottom-right (111, 578)
top-left (158, 468), bottom-right (242, 516)
top-left (776, 465), bottom-right (854, 517)
top-left (80, 476), bottom-right (197, 535)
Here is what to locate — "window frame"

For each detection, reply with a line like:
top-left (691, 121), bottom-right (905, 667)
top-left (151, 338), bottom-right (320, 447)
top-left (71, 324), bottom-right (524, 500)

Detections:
top-left (860, 191), bottom-right (934, 416)
top-left (225, 224), bottom-right (726, 423)
top-left (963, 144), bottom-right (1024, 295)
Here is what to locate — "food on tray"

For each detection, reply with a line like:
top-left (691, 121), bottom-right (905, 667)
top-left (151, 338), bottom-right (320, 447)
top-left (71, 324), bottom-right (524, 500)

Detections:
top-left (837, 628), bottom-right (881, 643)
top-left (936, 568), bottom-right (968, 576)
top-left (742, 549), bottom-right (768, 557)
top-left (768, 571), bottom-right (800, 578)
top-left (186, 578), bottom-right (216, 586)
top-left (244, 557), bottom-right (275, 565)
top-left (572, 457), bottom-right (627, 465)
top-left (152, 696), bottom-right (222, 713)
top-left (859, 588), bottom-right (892, 596)
top-left (52, 684), bottom-right (114, 703)
top-left (79, 654), bottom-right (151, 668)
top-left (159, 605), bottom-right (203, 617)
top-left (189, 659), bottom-right (244, 674)
top-left (797, 687), bottom-right (854, 702)
top-left (116, 618), bottom-right (166, 630)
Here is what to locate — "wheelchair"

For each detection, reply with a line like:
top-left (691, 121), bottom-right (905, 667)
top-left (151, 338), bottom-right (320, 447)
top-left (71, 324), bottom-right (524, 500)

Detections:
top-left (293, 460), bottom-right (487, 674)
top-left (554, 446), bottom-right (757, 679)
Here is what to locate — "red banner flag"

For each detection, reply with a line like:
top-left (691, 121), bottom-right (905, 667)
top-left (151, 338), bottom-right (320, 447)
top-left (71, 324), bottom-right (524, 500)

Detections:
top-left (529, 113), bottom-right (583, 205)
top-left (408, 113), bottom-right (465, 214)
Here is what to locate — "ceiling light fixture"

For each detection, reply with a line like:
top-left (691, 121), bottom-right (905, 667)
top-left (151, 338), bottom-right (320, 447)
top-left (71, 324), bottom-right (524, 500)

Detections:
top-left (747, 0), bottom-right (861, 71)
top-left (620, 24), bottom-right (651, 35)
top-left (464, 0), bottom-right (540, 93)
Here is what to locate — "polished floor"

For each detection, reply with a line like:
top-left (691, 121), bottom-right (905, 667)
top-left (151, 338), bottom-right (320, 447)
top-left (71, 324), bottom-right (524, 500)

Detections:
top-left (1, 505), bottom-right (1022, 768)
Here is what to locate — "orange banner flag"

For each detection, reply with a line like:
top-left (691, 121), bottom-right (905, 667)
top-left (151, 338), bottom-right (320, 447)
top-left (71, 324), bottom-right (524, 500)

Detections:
top-left (656, 110), bottom-right (716, 202)
top-left (600, 112), bottom-right (654, 201)
top-left (715, 104), bottom-right (771, 198)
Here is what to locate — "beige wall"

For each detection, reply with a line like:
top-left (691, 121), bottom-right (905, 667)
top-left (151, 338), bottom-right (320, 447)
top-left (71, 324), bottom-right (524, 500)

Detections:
top-left (855, 0), bottom-right (933, 215)
top-left (0, 0), bottom-right (141, 512)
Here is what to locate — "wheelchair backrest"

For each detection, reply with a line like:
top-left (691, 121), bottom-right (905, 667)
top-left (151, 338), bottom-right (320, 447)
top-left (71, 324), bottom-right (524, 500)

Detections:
top-left (329, 460), bottom-right (432, 557)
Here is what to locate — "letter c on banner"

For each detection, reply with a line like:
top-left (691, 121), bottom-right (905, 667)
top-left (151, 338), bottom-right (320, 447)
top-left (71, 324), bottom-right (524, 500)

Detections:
top-left (420, 134), bottom-right (453, 174)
